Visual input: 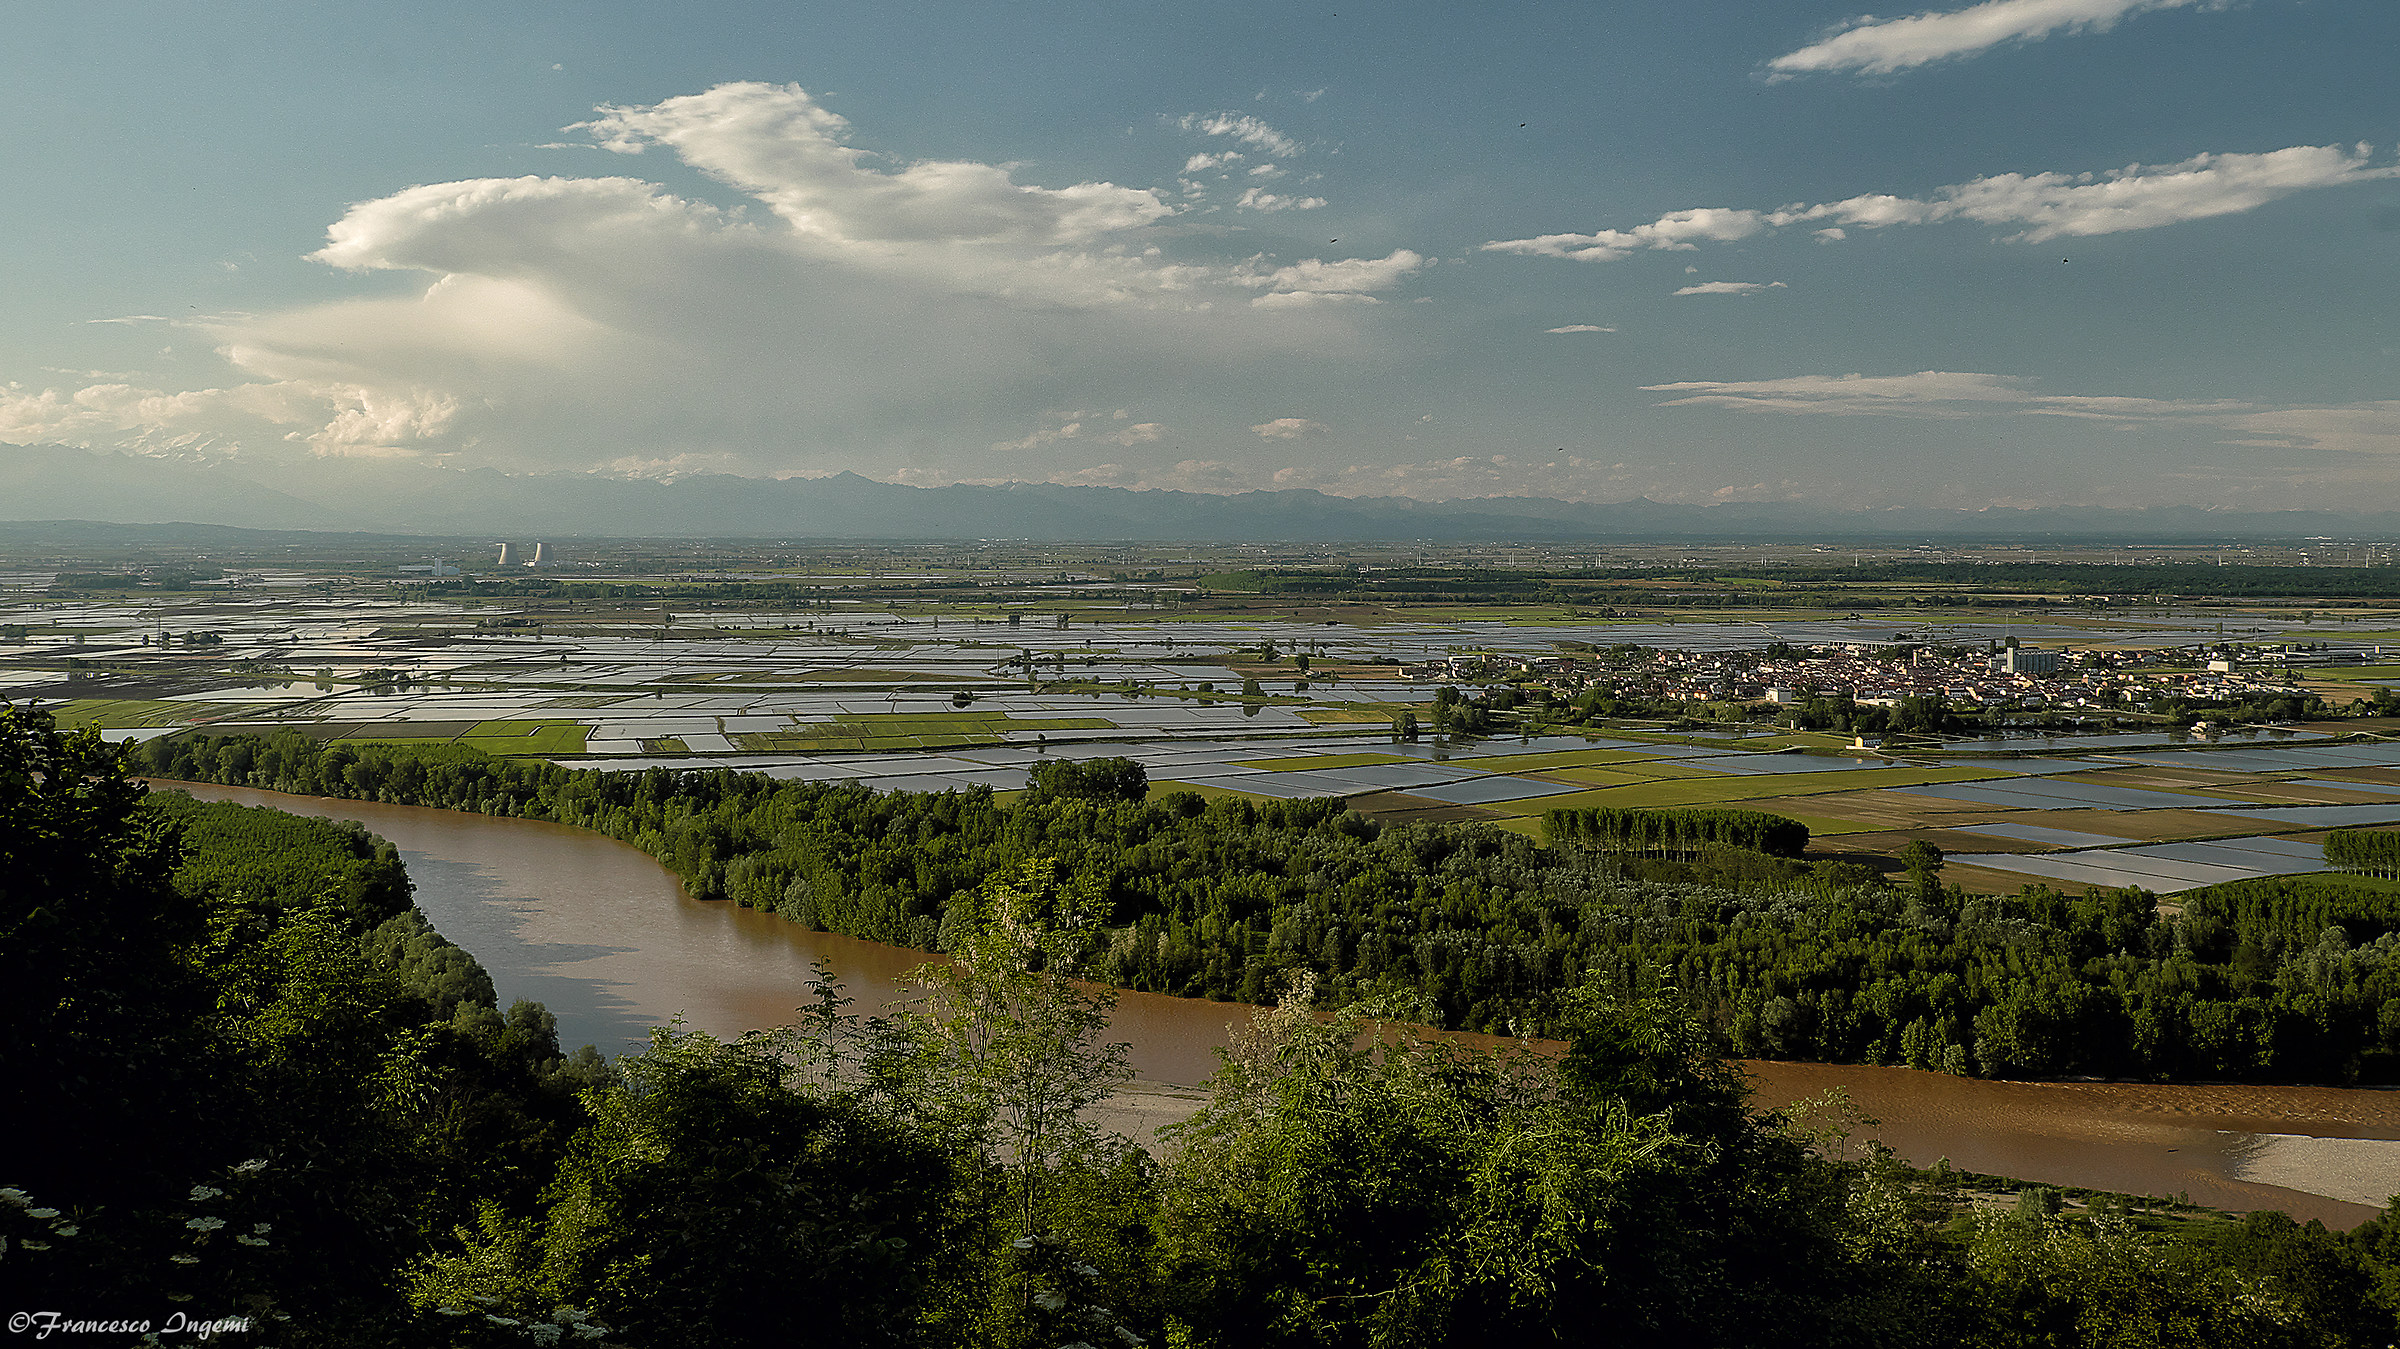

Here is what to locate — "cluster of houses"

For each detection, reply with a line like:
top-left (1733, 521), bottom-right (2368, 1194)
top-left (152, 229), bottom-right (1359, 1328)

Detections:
top-left (1405, 640), bottom-right (2345, 711)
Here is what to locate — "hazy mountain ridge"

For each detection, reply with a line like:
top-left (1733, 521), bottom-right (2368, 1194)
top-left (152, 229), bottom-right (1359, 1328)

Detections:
top-left (6, 441), bottom-right (2394, 543)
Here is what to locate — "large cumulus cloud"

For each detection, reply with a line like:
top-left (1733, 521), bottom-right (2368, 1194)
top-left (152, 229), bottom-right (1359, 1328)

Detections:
top-left (4, 83), bottom-right (1423, 475)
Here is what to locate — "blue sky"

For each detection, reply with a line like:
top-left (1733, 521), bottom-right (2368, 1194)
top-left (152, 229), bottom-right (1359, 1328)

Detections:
top-left (4, 0), bottom-right (2395, 511)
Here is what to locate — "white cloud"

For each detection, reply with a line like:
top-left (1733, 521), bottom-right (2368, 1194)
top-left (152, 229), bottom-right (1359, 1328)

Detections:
top-left (1240, 249), bottom-right (1424, 301)
top-left (600, 450), bottom-right (748, 479)
top-left (1674, 281), bottom-right (1786, 296)
top-left (1814, 227), bottom-right (1847, 242)
top-left (580, 85), bottom-right (1176, 246)
top-left (1768, 0), bottom-right (2203, 79)
top-left (1247, 163), bottom-right (1287, 180)
top-left (1252, 417), bottom-right (1328, 439)
top-left (1177, 112), bottom-right (1301, 159)
top-left (991, 420), bottom-right (1085, 452)
top-left (0, 375), bottom-right (459, 459)
top-left (1166, 458), bottom-right (1247, 486)
top-left (1183, 151), bottom-right (1244, 173)
top-left (1250, 292), bottom-right (1380, 308)
top-left (1104, 422), bottom-right (1165, 446)
top-left (1485, 143), bottom-right (2400, 258)
top-left (1050, 458), bottom-right (1253, 491)
top-left (1545, 324), bottom-right (1616, 333)
top-left (1642, 370), bottom-right (2400, 455)
top-left (1481, 207), bottom-right (1765, 262)
top-left (1648, 370), bottom-right (2067, 412)
top-left (10, 82), bottom-right (1428, 472)
top-left (992, 416), bottom-right (1167, 452)
top-left (2217, 405), bottom-right (2400, 458)
top-left (1797, 144), bottom-right (2400, 242)
top-left (1261, 452), bottom-right (1649, 502)
top-left (1236, 188), bottom-right (1327, 212)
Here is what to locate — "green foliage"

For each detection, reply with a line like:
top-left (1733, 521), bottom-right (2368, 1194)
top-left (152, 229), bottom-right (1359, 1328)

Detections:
top-left (1, 705), bottom-right (211, 1233)
top-left (140, 730), bottom-right (2400, 1082)
top-left (1157, 981), bottom-right (1953, 1348)
top-left (1, 707), bottom-right (595, 1343)
top-left (1956, 1201), bottom-right (2400, 1348)
top-left (515, 1027), bottom-right (952, 1349)
top-left (146, 789), bottom-right (415, 930)
top-left (1025, 754), bottom-right (1149, 803)
top-left (2326, 829), bottom-right (2400, 880)
top-left (18, 716), bottom-right (2400, 1347)
top-left (1545, 803), bottom-right (1811, 858)
top-left (366, 909), bottom-right (499, 1016)
top-left (867, 860), bottom-right (1132, 1242)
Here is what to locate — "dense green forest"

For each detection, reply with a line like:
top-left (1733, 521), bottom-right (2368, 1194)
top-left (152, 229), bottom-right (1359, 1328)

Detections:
top-left (3, 713), bottom-right (606, 1340)
top-left (13, 706), bottom-right (2400, 1345)
top-left (138, 730), bottom-right (2400, 1083)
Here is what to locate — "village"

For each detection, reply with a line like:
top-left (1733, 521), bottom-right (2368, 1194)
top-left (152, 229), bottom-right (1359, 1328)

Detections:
top-left (1406, 638), bottom-right (2357, 714)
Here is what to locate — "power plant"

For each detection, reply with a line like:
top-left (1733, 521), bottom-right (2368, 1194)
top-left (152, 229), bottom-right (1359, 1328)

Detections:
top-left (493, 542), bottom-right (557, 568)
top-left (495, 542), bottom-right (517, 567)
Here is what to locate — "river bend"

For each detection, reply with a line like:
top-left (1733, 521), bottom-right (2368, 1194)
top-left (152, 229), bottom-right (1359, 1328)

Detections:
top-left (159, 782), bottom-right (2400, 1227)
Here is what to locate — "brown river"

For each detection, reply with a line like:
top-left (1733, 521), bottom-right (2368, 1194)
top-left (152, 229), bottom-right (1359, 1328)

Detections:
top-left (162, 782), bottom-right (2400, 1229)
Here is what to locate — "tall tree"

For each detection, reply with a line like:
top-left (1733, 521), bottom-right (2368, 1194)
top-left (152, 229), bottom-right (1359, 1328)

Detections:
top-left (873, 858), bottom-right (1132, 1240)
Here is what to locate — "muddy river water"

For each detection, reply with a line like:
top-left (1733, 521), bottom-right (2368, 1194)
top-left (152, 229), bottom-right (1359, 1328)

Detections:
top-left (164, 782), bottom-right (2400, 1228)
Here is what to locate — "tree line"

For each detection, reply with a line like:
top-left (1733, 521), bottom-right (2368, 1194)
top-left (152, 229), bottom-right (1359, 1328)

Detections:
top-left (1544, 804), bottom-right (1811, 859)
top-left (133, 730), bottom-right (2400, 1083)
top-left (2325, 828), bottom-right (2400, 879)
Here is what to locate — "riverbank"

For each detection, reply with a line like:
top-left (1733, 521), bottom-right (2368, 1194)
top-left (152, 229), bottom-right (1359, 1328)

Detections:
top-left (154, 779), bottom-right (2399, 1227)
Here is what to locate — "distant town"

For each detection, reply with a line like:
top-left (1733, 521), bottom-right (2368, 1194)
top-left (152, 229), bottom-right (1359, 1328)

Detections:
top-left (1409, 637), bottom-right (2354, 716)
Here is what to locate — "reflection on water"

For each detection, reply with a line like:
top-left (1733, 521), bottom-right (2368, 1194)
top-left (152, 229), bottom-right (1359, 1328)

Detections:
top-left (158, 781), bottom-right (2400, 1227)
top-left (1936, 727), bottom-right (2316, 752)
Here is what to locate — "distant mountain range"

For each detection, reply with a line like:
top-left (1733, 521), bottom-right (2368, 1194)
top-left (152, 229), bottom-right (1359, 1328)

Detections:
top-left (6, 440), bottom-right (2397, 543)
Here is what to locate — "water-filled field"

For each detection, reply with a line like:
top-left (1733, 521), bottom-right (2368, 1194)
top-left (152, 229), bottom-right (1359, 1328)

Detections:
top-left (18, 585), bottom-right (2400, 892)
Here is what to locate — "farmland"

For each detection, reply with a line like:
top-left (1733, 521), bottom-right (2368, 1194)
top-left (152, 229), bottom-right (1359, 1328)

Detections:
top-left (13, 532), bottom-right (2400, 893)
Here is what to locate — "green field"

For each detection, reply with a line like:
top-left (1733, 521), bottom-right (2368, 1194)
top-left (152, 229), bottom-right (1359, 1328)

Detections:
top-left (1145, 778), bottom-right (1285, 805)
top-left (330, 722), bottom-right (459, 741)
top-left (1471, 764), bottom-right (2001, 816)
top-left (1238, 751), bottom-right (1413, 771)
top-left (455, 720), bottom-right (592, 755)
top-left (330, 718), bottom-right (593, 756)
